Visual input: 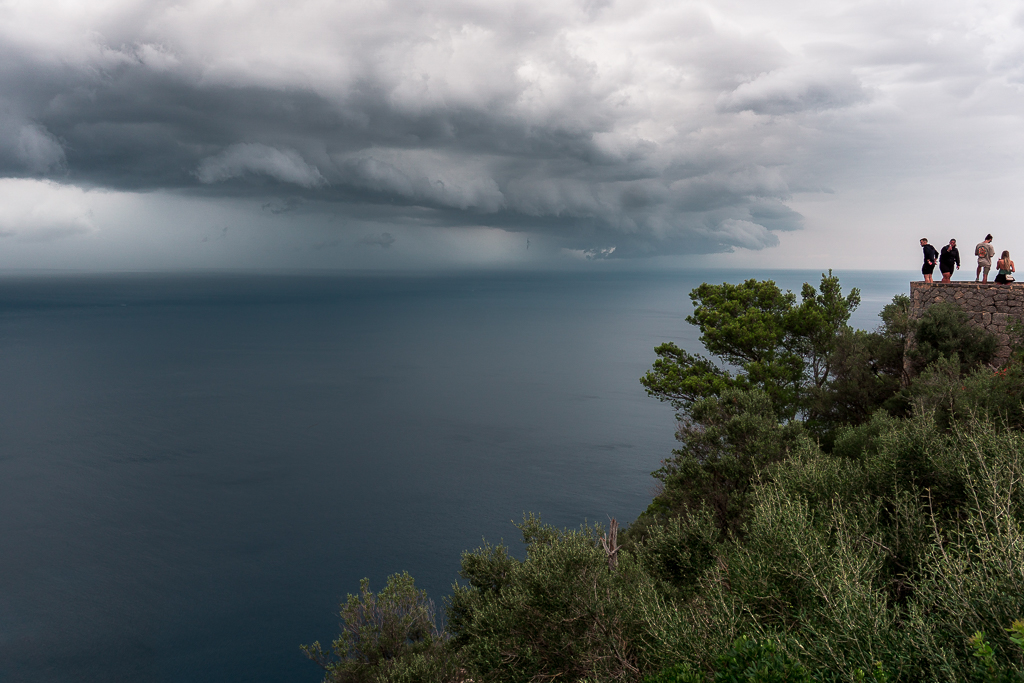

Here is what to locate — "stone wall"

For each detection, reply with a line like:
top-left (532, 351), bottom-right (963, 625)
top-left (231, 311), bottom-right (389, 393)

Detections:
top-left (909, 281), bottom-right (1024, 363)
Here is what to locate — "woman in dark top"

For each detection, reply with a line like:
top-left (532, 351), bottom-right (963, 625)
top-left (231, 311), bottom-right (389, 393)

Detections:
top-left (995, 251), bottom-right (1015, 284)
top-left (939, 239), bottom-right (960, 282)
top-left (921, 238), bottom-right (939, 282)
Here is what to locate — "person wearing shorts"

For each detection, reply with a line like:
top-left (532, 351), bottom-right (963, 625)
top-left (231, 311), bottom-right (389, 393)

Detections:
top-left (939, 239), bottom-right (960, 282)
top-left (975, 234), bottom-right (995, 282)
top-left (921, 238), bottom-right (938, 282)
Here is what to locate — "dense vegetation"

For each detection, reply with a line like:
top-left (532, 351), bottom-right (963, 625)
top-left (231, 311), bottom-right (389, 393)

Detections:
top-left (305, 273), bottom-right (1024, 682)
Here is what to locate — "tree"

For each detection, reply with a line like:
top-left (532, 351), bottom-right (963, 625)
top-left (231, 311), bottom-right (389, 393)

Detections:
top-left (641, 272), bottom-right (860, 422)
top-left (907, 301), bottom-right (997, 374)
top-left (636, 273), bottom-right (860, 532)
top-left (644, 388), bottom-right (805, 534)
top-left (303, 572), bottom-right (448, 683)
top-left (448, 516), bottom-right (645, 682)
top-left (803, 295), bottom-right (910, 436)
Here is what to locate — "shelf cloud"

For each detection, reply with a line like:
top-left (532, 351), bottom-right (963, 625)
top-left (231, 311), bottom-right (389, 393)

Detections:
top-left (197, 144), bottom-right (327, 188)
top-left (0, 0), bottom-right (1021, 264)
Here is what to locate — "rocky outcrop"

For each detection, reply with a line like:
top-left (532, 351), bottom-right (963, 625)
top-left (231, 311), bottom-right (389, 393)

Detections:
top-left (909, 281), bottom-right (1024, 363)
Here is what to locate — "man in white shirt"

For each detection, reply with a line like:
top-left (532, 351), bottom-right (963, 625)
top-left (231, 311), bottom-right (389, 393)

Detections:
top-left (976, 234), bottom-right (995, 282)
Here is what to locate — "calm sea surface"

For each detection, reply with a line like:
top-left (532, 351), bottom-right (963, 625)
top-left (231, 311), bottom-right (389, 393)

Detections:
top-left (0, 269), bottom-right (910, 682)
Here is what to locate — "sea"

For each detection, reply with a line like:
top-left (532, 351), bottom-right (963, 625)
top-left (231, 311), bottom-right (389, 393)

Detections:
top-left (0, 268), bottom-right (911, 682)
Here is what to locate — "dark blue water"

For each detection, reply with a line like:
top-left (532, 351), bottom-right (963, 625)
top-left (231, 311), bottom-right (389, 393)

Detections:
top-left (0, 269), bottom-right (910, 682)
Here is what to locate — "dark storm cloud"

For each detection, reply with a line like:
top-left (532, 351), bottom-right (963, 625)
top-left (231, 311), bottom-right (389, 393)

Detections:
top-left (0, 0), bottom-right (830, 258)
top-left (3, 0), bottom-right (1020, 259)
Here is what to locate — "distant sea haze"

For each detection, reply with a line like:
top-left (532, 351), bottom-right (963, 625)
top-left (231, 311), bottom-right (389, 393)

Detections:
top-left (0, 269), bottom-right (910, 683)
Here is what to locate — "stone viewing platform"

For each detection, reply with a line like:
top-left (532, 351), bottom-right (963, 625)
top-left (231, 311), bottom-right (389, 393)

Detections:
top-left (910, 281), bottom-right (1024, 362)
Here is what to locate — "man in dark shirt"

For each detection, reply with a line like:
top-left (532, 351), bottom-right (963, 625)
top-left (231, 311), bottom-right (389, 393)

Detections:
top-left (939, 239), bottom-right (960, 282)
top-left (921, 238), bottom-right (939, 282)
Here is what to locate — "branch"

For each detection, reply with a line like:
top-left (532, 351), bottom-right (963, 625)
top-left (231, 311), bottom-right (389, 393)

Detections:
top-left (599, 518), bottom-right (620, 571)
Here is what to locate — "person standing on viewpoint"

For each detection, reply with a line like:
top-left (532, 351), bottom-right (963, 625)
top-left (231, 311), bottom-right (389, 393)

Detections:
top-left (976, 234), bottom-right (996, 282)
top-left (939, 239), bottom-right (960, 282)
top-left (921, 238), bottom-right (939, 282)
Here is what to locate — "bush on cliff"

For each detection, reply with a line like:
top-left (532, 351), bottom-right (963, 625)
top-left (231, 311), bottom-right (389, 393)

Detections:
top-left (302, 572), bottom-right (454, 683)
top-left (906, 301), bottom-right (997, 375)
top-left (306, 275), bottom-right (1024, 683)
top-left (307, 412), bottom-right (1024, 683)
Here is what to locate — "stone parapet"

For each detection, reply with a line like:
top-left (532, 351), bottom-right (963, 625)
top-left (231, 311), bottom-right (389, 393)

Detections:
top-left (909, 281), bottom-right (1024, 362)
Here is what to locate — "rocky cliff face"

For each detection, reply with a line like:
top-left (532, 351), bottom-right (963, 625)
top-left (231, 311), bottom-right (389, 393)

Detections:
top-left (909, 281), bottom-right (1024, 363)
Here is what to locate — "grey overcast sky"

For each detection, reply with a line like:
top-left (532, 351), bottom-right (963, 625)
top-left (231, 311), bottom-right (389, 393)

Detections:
top-left (0, 0), bottom-right (1022, 271)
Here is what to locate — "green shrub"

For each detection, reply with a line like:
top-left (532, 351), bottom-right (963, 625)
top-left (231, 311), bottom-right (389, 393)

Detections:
top-left (645, 637), bottom-right (811, 683)
top-left (448, 515), bottom-right (649, 682)
top-left (908, 302), bottom-right (997, 375)
top-left (642, 388), bottom-right (807, 535)
top-left (908, 357), bottom-right (1024, 429)
top-left (805, 328), bottom-right (903, 444)
top-left (711, 636), bottom-right (811, 683)
top-left (644, 662), bottom-right (704, 683)
top-left (633, 509), bottom-right (720, 601)
top-left (303, 572), bottom-right (450, 683)
top-left (906, 426), bottom-right (1024, 680)
top-left (968, 627), bottom-right (1024, 683)
top-left (830, 410), bottom-right (901, 462)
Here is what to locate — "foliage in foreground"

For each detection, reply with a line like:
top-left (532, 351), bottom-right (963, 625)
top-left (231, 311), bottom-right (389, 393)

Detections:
top-left (307, 409), bottom-right (1024, 683)
top-left (643, 636), bottom-right (813, 683)
top-left (302, 572), bottom-right (455, 683)
top-left (306, 275), bottom-right (1024, 683)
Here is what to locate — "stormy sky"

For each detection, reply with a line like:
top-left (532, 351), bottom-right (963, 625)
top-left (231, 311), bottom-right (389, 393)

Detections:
top-left (1, 0), bottom-right (1022, 271)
